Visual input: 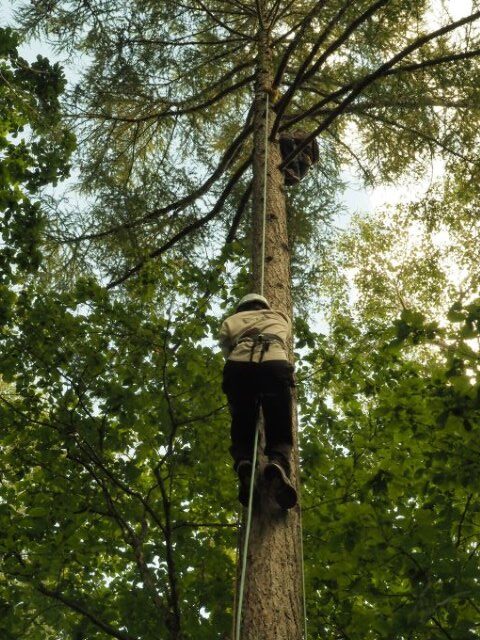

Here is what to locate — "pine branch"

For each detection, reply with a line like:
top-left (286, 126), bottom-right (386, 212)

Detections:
top-left (77, 72), bottom-right (254, 123)
top-left (107, 156), bottom-right (252, 288)
top-left (299, 93), bottom-right (480, 115)
top-left (325, 127), bottom-right (374, 183)
top-left (190, 3), bottom-right (251, 17)
top-left (273, 0), bottom-right (389, 135)
top-left (194, 181), bottom-right (252, 305)
top-left (37, 584), bottom-right (139, 640)
top-left (267, 0), bottom-right (283, 26)
top-left (226, 180), bottom-right (252, 243)
top-left (287, 47), bottom-right (480, 128)
top-left (302, 0), bottom-right (389, 85)
top-left (279, 10), bottom-right (480, 168)
top-left (273, 0), bottom-right (299, 25)
top-left (385, 46), bottom-right (480, 77)
top-left (187, 0), bottom-right (255, 40)
top-left (148, 41), bottom-right (250, 92)
top-left (272, 0), bottom-right (330, 90)
top-left (74, 56), bottom-right (254, 119)
top-left (255, 0), bottom-right (265, 30)
top-left (68, 121), bottom-right (253, 243)
top-left (357, 106), bottom-right (476, 163)
top-left (117, 34), bottom-right (245, 47)
top-left (229, 0), bottom-right (256, 15)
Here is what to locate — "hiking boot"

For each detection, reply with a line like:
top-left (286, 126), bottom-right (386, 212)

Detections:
top-left (236, 460), bottom-right (256, 507)
top-left (264, 461), bottom-right (297, 509)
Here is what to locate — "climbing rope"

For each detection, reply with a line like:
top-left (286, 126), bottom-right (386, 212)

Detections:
top-left (299, 479), bottom-right (308, 640)
top-left (260, 91), bottom-right (269, 298)
top-left (233, 89), bottom-right (308, 640)
top-left (234, 420), bottom-right (260, 640)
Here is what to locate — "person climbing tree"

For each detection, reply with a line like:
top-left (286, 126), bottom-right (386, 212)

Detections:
top-left (279, 130), bottom-right (319, 186)
top-left (219, 293), bottom-right (297, 509)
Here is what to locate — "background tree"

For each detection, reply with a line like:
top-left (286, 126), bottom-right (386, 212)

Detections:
top-left (298, 179), bottom-right (480, 638)
top-left (1, 1), bottom-right (480, 639)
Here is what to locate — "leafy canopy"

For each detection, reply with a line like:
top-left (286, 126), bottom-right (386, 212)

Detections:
top-left (1, 1), bottom-right (480, 638)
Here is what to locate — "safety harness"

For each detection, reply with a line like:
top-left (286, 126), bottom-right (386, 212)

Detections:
top-left (234, 331), bottom-right (286, 363)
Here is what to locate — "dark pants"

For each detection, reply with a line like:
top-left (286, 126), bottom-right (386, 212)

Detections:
top-left (222, 360), bottom-right (295, 473)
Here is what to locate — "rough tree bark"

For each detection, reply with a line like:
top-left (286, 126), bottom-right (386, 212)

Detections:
top-left (235, 11), bottom-right (304, 640)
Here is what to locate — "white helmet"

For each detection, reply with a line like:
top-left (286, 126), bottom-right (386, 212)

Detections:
top-left (237, 293), bottom-right (270, 310)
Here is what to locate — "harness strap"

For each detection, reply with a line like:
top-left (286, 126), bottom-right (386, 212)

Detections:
top-left (234, 333), bottom-right (286, 363)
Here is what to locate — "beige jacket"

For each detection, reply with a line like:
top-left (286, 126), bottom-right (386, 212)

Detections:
top-left (219, 309), bottom-right (291, 363)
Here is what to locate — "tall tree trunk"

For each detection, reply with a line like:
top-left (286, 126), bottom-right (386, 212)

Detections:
top-left (236, 15), bottom-right (304, 640)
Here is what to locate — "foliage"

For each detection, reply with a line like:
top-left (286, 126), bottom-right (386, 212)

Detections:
top-left (299, 296), bottom-right (480, 639)
top-left (0, 275), bottom-right (237, 640)
top-left (14, 0), bottom-right (480, 293)
top-left (0, 26), bottom-right (75, 283)
top-left (295, 181), bottom-right (480, 638)
top-left (2, 1), bottom-right (480, 639)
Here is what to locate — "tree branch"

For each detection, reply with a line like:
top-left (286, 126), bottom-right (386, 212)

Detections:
top-left (255, 0), bottom-right (265, 30)
top-left (153, 468), bottom-right (181, 636)
top-left (287, 47), bottom-right (480, 128)
top-left (159, 315), bottom-right (179, 462)
top-left (75, 65), bottom-right (254, 123)
top-left (383, 46), bottom-right (480, 77)
top-left (118, 36), bottom-right (245, 47)
top-left (358, 109), bottom-right (476, 162)
top-left (273, 0), bottom-right (388, 136)
top-left (300, 94), bottom-right (480, 114)
top-left (68, 121), bottom-right (253, 243)
top-left (67, 431), bottom-right (169, 538)
top-left (279, 10), bottom-right (480, 168)
top-left (107, 156), bottom-right (252, 288)
top-left (226, 180), bottom-right (252, 243)
top-left (178, 403), bottom-right (228, 426)
top-left (189, 0), bottom-right (255, 40)
top-left (302, 0), bottom-right (389, 85)
top-left (229, 0), bottom-right (256, 16)
top-left (267, 0), bottom-right (283, 27)
top-left (273, 0), bottom-right (300, 26)
top-left (272, 0), bottom-right (330, 90)
top-left (172, 521), bottom-right (238, 530)
top-left (324, 127), bottom-right (374, 183)
top-left (456, 493), bottom-right (473, 548)
top-left (37, 584), bottom-right (139, 640)
top-left (430, 616), bottom-right (454, 640)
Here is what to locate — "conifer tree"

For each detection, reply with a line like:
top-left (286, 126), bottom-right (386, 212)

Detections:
top-left (3, 1), bottom-right (480, 639)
